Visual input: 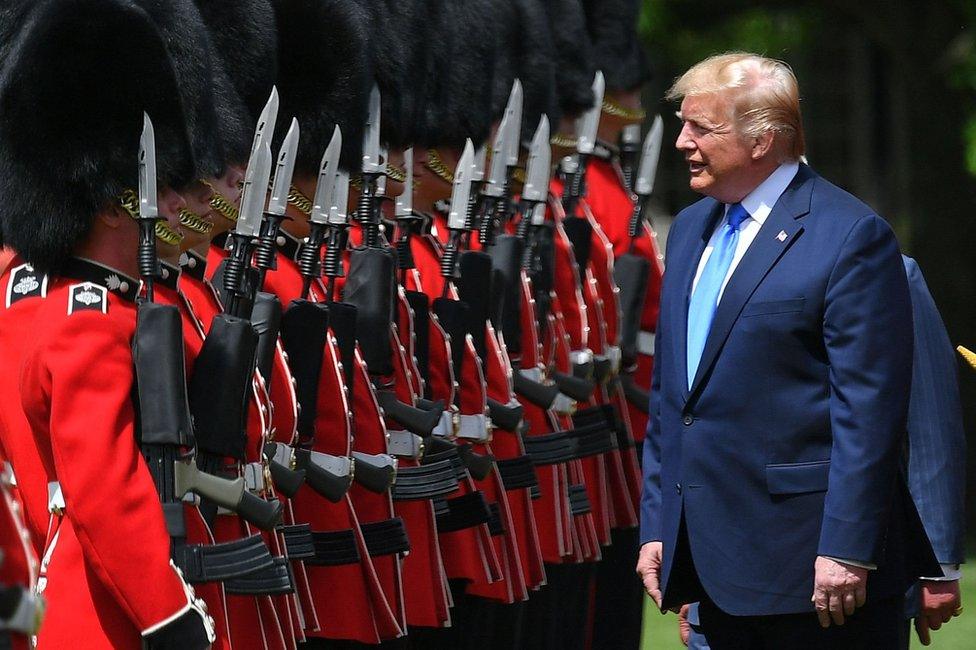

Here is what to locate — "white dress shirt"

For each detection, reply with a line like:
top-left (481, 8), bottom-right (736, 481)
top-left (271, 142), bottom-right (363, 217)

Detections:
top-left (691, 161), bottom-right (800, 301)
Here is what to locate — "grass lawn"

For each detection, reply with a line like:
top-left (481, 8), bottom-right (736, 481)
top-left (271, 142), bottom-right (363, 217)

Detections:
top-left (640, 561), bottom-right (976, 649)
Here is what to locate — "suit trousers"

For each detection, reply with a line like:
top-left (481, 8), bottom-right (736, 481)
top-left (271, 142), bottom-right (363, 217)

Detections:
top-left (697, 595), bottom-right (903, 649)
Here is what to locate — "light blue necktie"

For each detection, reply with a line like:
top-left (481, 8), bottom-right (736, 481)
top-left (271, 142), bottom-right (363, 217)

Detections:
top-left (686, 203), bottom-right (750, 389)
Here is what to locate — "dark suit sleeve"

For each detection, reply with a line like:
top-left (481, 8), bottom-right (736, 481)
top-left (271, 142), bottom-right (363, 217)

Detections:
top-left (903, 256), bottom-right (966, 565)
top-left (818, 214), bottom-right (913, 564)
top-left (640, 218), bottom-right (680, 545)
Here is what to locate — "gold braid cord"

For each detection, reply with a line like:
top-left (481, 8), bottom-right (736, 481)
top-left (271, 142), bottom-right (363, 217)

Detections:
top-left (200, 180), bottom-right (240, 223)
top-left (425, 149), bottom-right (455, 184)
top-left (386, 162), bottom-right (407, 183)
top-left (550, 133), bottom-right (578, 149)
top-left (958, 345), bottom-right (976, 370)
top-left (601, 97), bottom-right (647, 121)
top-left (179, 208), bottom-right (214, 235)
top-left (288, 185), bottom-right (313, 216)
top-left (118, 189), bottom-right (183, 246)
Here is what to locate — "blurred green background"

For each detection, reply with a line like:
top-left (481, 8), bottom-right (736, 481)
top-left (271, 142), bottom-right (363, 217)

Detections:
top-left (636, 1), bottom-right (975, 646)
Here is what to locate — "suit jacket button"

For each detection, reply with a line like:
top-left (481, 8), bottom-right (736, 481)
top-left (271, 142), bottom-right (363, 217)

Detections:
top-left (676, 483), bottom-right (682, 494)
top-left (683, 414), bottom-right (694, 426)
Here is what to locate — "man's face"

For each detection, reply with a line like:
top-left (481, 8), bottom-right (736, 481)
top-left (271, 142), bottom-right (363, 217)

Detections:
top-left (675, 91), bottom-right (756, 203)
top-left (156, 186), bottom-right (187, 260)
top-left (204, 165), bottom-right (245, 236)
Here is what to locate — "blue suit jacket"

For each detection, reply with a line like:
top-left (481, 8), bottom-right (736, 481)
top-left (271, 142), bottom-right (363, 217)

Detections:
top-left (902, 256), bottom-right (966, 567)
top-left (640, 165), bottom-right (939, 616)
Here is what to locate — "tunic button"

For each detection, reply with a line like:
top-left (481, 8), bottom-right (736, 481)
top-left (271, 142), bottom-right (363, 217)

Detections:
top-left (682, 414), bottom-right (694, 426)
top-left (676, 483), bottom-right (682, 495)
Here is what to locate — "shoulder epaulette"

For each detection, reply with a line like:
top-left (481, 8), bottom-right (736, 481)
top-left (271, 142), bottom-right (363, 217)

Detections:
top-left (5, 263), bottom-right (48, 307)
top-left (67, 282), bottom-right (108, 315)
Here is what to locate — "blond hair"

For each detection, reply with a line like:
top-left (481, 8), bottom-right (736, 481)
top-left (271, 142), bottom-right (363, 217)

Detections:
top-left (667, 52), bottom-right (805, 160)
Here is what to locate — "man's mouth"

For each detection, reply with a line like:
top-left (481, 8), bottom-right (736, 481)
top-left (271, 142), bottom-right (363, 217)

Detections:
top-left (688, 161), bottom-right (706, 174)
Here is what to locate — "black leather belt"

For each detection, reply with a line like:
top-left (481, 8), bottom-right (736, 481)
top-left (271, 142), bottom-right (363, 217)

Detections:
top-left (523, 431), bottom-right (579, 465)
top-left (224, 557), bottom-right (295, 595)
top-left (175, 534), bottom-right (275, 583)
top-left (568, 484), bottom-right (592, 516)
top-left (434, 492), bottom-right (492, 533)
top-left (422, 447), bottom-right (469, 481)
top-left (279, 523), bottom-right (315, 559)
top-left (306, 529), bottom-right (361, 566)
top-left (496, 455), bottom-right (539, 491)
top-left (565, 423), bottom-right (617, 458)
top-left (486, 502), bottom-right (505, 537)
top-left (360, 517), bottom-right (411, 556)
top-left (391, 459), bottom-right (460, 501)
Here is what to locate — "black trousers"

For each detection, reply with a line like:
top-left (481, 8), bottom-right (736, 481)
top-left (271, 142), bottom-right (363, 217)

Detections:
top-left (697, 595), bottom-right (904, 649)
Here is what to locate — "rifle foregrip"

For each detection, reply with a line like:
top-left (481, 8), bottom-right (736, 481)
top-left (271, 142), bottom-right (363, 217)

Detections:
top-left (267, 459), bottom-right (305, 499)
top-left (457, 445), bottom-right (495, 481)
top-left (619, 374), bottom-right (651, 414)
top-left (513, 372), bottom-right (558, 409)
top-left (235, 491), bottom-right (283, 531)
top-left (351, 452), bottom-right (397, 493)
top-left (375, 391), bottom-right (442, 437)
top-left (486, 398), bottom-right (523, 432)
top-left (300, 456), bottom-right (352, 504)
top-left (552, 370), bottom-right (595, 402)
top-left (134, 302), bottom-right (194, 448)
top-left (250, 292), bottom-right (283, 386)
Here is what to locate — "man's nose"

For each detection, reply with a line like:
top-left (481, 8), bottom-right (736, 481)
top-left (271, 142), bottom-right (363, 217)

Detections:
top-left (675, 124), bottom-right (695, 151)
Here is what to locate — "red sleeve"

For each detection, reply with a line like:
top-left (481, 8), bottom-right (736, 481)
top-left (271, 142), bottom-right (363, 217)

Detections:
top-left (33, 312), bottom-right (194, 632)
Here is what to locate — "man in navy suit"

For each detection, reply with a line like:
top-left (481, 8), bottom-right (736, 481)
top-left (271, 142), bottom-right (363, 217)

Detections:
top-left (636, 52), bottom-right (939, 647)
top-left (676, 255), bottom-right (966, 648)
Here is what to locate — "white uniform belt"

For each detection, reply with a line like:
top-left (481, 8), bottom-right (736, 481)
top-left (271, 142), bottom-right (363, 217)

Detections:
top-left (243, 462), bottom-right (267, 492)
top-left (637, 331), bottom-right (656, 356)
top-left (387, 430), bottom-right (425, 459)
top-left (605, 345), bottom-right (622, 373)
top-left (457, 414), bottom-right (491, 442)
top-left (432, 410), bottom-right (458, 438)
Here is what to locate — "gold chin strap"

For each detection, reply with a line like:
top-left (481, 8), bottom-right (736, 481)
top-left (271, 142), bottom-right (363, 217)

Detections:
top-left (601, 97), bottom-right (647, 121)
top-left (425, 149), bottom-right (455, 184)
top-left (958, 345), bottom-right (976, 370)
top-left (550, 133), bottom-right (579, 149)
top-left (511, 167), bottom-right (527, 185)
top-left (385, 161), bottom-right (407, 183)
top-left (118, 189), bottom-right (183, 246)
top-left (178, 209), bottom-right (214, 235)
top-left (199, 180), bottom-right (240, 223)
top-left (287, 185), bottom-right (313, 216)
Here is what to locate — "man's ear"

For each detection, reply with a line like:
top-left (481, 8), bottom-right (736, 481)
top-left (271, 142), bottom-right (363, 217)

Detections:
top-left (96, 205), bottom-right (128, 230)
top-left (751, 131), bottom-right (775, 160)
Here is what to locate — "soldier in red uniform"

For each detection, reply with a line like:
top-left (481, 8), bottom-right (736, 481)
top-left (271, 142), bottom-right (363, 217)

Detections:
top-left (0, 1), bottom-right (219, 647)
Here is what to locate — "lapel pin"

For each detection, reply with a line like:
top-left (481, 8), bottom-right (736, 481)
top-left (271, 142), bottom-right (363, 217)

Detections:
top-left (776, 230), bottom-right (788, 242)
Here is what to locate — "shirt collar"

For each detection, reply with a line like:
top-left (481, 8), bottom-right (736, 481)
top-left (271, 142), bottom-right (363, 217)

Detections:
top-left (734, 161), bottom-right (800, 225)
top-left (61, 257), bottom-right (141, 302)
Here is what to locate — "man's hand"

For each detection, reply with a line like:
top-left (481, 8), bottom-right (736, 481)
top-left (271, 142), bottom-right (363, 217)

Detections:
top-left (677, 604), bottom-right (692, 646)
top-left (637, 541), bottom-right (664, 608)
top-left (811, 556), bottom-right (867, 627)
top-left (914, 580), bottom-right (962, 646)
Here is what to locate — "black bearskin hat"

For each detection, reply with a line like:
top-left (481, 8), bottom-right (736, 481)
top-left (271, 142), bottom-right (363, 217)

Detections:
top-left (350, 0), bottom-right (433, 149)
top-left (0, 0), bottom-right (197, 273)
top-left (192, 0), bottom-right (277, 165)
top-left (417, 0), bottom-right (499, 149)
top-left (542, 0), bottom-right (594, 118)
top-left (492, 0), bottom-right (560, 141)
top-left (272, 0), bottom-right (372, 174)
top-left (134, 0), bottom-right (227, 179)
top-left (193, 0), bottom-right (278, 124)
top-left (583, 0), bottom-right (651, 92)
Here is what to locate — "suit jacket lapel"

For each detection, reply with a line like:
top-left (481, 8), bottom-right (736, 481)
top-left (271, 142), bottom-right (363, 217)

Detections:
top-left (673, 200), bottom-right (723, 401)
top-left (688, 166), bottom-right (815, 398)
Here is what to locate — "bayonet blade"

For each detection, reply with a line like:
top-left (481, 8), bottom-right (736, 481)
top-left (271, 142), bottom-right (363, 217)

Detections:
top-left (395, 148), bottom-right (414, 218)
top-left (447, 140), bottom-right (475, 230)
top-left (138, 113), bottom-right (158, 220)
top-left (522, 115), bottom-right (551, 203)
top-left (634, 115), bottom-right (663, 197)
top-left (471, 143), bottom-right (487, 183)
top-left (361, 84), bottom-right (383, 174)
top-left (267, 118), bottom-right (300, 216)
top-left (250, 86), bottom-right (279, 158)
top-left (310, 125), bottom-right (342, 225)
top-left (504, 79), bottom-right (523, 166)
top-left (575, 71), bottom-right (605, 155)
top-left (236, 141), bottom-right (273, 237)
top-left (328, 170), bottom-right (350, 225)
top-left (483, 112), bottom-right (510, 198)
